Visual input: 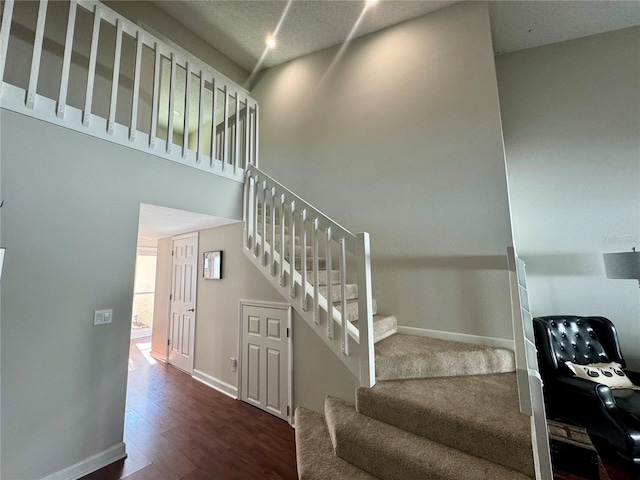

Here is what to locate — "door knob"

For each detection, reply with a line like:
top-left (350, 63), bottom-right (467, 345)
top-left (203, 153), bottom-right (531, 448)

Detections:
top-left (187, 308), bottom-right (195, 312)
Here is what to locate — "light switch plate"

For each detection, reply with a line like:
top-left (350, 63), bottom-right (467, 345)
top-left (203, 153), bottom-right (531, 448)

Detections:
top-left (94, 309), bottom-right (113, 325)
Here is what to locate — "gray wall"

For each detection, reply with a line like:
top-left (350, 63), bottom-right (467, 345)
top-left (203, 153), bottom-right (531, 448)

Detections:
top-left (0, 110), bottom-right (241, 480)
top-left (252, 2), bottom-right (514, 340)
top-left (496, 27), bottom-right (640, 367)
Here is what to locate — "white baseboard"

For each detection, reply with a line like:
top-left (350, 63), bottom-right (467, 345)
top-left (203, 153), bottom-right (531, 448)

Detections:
top-left (41, 443), bottom-right (126, 480)
top-left (192, 369), bottom-right (238, 399)
top-left (396, 326), bottom-right (514, 351)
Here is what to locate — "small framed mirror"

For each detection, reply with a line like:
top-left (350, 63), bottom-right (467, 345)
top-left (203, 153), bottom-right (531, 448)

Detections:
top-left (203, 250), bottom-right (223, 280)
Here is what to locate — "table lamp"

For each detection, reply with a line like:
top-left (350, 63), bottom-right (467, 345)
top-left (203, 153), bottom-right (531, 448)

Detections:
top-left (603, 247), bottom-right (640, 287)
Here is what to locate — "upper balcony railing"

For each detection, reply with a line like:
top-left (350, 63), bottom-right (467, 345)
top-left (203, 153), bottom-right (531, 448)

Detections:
top-left (0, 0), bottom-right (258, 182)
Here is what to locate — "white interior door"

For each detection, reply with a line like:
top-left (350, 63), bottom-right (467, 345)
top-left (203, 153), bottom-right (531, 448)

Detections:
top-left (169, 233), bottom-right (198, 373)
top-left (241, 303), bottom-right (291, 422)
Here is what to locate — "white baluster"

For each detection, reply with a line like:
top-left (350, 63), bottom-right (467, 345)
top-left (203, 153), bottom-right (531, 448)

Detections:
top-left (167, 52), bottom-right (176, 154)
top-left (149, 44), bottom-right (160, 148)
top-left (107, 19), bottom-right (122, 134)
top-left (270, 187), bottom-right (276, 276)
top-left (289, 201), bottom-right (296, 299)
top-left (130, 32), bottom-right (143, 141)
top-left (339, 237), bottom-right (349, 356)
top-left (279, 194), bottom-right (286, 287)
top-left (56, 0), bottom-right (75, 117)
top-left (222, 86), bottom-right (229, 170)
top-left (234, 93), bottom-right (240, 174)
top-left (261, 180), bottom-right (267, 266)
top-left (26, 0), bottom-right (48, 109)
top-left (356, 232), bottom-right (375, 387)
top-left (325, 227), bottom-right (334, 340)
top-left (312, 218), bottom-right (320, 325)
top-left (0, 0), bottom-right (15, 92)
top-left (253, 103), bottom-right (260, 167)
top-left (210, 78), bottom-right (218, 164)
top-left (243, 168), bottom-right (250, 249)
top-left (83, 4), bottom-right (101, 126)
top-left (252, 174), bottom-right (259, 257)
top-left (301, 209), bottom-right (308, 312)
top-left (244, 102), bottom-right (250, 170)
top-left (197, 71), bottom-right (204, 163)
top-left (182, 62), bottom-right (191, 158)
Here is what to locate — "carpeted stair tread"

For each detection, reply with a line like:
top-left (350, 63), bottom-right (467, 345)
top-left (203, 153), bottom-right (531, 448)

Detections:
top-left (352, 315), bottom-right (398, 344)
top-left (334, 298), bottom-right (378, 322)
top-left (324, 397), bottom-right (532, 480)
top-left (319, 283), bottom-right (358, 301)
top-left (374, 334), bottom-right (515, 381)
top-left (295, 407), bottom-right (379, 480)
top-left (306, 270), bottom-right (341, 285)
top-left (356, 373), bottom-right (533, 476)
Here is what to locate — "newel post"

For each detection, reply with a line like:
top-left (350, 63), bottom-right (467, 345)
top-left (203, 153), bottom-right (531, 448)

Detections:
top-left (355, 232), bottom-right (375, 388)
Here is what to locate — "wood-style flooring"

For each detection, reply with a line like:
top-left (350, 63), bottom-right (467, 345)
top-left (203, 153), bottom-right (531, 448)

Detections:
top-left (82, 338), bottom-right (297, 480)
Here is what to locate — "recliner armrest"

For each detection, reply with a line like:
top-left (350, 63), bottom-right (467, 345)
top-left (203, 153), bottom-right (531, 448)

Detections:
top-left (555, 376), bottom-right (618, 409)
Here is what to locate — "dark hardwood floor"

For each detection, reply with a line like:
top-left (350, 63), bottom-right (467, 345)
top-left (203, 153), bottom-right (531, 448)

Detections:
top-left (82, 338), bottom-right (297, 480)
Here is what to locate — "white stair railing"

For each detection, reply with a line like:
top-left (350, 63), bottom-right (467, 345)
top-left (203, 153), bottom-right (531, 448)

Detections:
top-left (243, 164), bottom-right (376, 387)
top-left (0, 0), bottom-right (258, 182)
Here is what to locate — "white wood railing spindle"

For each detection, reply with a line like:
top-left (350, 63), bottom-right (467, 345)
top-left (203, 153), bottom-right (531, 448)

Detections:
top-left (261, 180), bottom-right (267, 266)
top-left (339, 237), bottom-right (349, 356)
top-left (149, 44), bottom-right (160, 147)
top-left (279, 194), bottom-right (286, 287)
top-left (166, 52), bottom-right (176, 153)
top-left (312, 218), bottom-right (320, 325)
top-left (83, 4), bottom-right (101, 126)
top-left (270, 187), bottom-right (276, 276)
top-left (222, 87), bottom-right (229, 170)
top-left (301, 209), bottom-right (308, 312)
top-left (56, 0), bottom-right (76, 118)
top-left (107, 19), bottom-right (123, 134)
top-left (0, 0), bottom-right (15, 91)
top-left (234, 93), bottom-right (240, 173)
top-left (26, 0), bottom-right (48, 109)
top-left (356, 232), bottom-right (375, 387)
top-left (182, 62), bottom-right (191, 157)
top-left (243, 170), bottom-right (250, 248)
top-left (210, 79), bottom-right (218, 164)
top-left (254, 104), bottom-right (259, 167)
top-left (325, 227), bottom-right (334, 340)
top-left (289, 201), bottom-right (296, 299)
top-left (129, 32), bottom-right (142, 141)
top-left (253, 174), bottom-right (259, 256)
top-left (197, 71), bottom-right (204, 163)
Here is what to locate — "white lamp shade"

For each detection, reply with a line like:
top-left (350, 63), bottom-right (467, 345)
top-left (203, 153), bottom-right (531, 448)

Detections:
top-left (603, 252), bottom-right (640, 280)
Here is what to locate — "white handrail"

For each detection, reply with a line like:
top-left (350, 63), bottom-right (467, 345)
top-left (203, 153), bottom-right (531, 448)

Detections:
top-left (243, 164), bottom-right (375, 387)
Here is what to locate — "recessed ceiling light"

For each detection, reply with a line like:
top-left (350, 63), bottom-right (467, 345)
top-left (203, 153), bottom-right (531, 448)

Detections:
top-left (266, 35), bottom-right (276, 49)
top-left (366, 0), bottom-right (379, 5)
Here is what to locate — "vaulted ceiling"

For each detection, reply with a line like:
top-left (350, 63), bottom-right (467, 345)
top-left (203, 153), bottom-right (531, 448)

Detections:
top-left (151, 1), bottom-right (640, 73)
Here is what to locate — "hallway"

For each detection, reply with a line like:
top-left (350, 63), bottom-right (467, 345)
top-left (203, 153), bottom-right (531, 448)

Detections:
top-left (83, 338), bottom-right (297, 480)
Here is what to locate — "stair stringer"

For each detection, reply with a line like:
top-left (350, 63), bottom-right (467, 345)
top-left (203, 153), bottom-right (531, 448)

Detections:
top-left (243, 230), bottom-right (361, 379)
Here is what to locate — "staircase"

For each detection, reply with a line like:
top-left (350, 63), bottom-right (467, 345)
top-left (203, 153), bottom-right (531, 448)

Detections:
top-left (297, 341), bottom-right (534, 479)
top-left (242, 165), bottom-right (535, 479)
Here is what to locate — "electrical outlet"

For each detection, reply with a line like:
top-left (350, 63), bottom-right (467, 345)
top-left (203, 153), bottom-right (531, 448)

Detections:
top-left (230, 357), bottom-right (237, 372)
top-left (94, 309), bottom-right (113, 325)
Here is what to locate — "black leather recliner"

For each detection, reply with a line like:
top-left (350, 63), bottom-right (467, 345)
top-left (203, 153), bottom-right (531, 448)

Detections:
top-left (533, 315), bottom-right (640, 468)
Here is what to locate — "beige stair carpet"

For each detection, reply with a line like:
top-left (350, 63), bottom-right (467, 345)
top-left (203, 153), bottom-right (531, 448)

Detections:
top-left (324, 396), bottom-right (532, 480)
top-left (295, 407), bottom-right (379, 480)
top-left (356, 373), bottom-right (534, 476)
top-left (353, 314), bottom-right (398, 344)
top-left (375, 333), bottom-right (515, 381)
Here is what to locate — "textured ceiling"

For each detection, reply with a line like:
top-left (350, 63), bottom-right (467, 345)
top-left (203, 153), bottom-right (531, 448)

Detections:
top-left (489, 1), bottom-right (640, 56)
top-left (152, 1), bottom-right (640, 75)
top-left (153, 1), bottom-right (456, 72)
